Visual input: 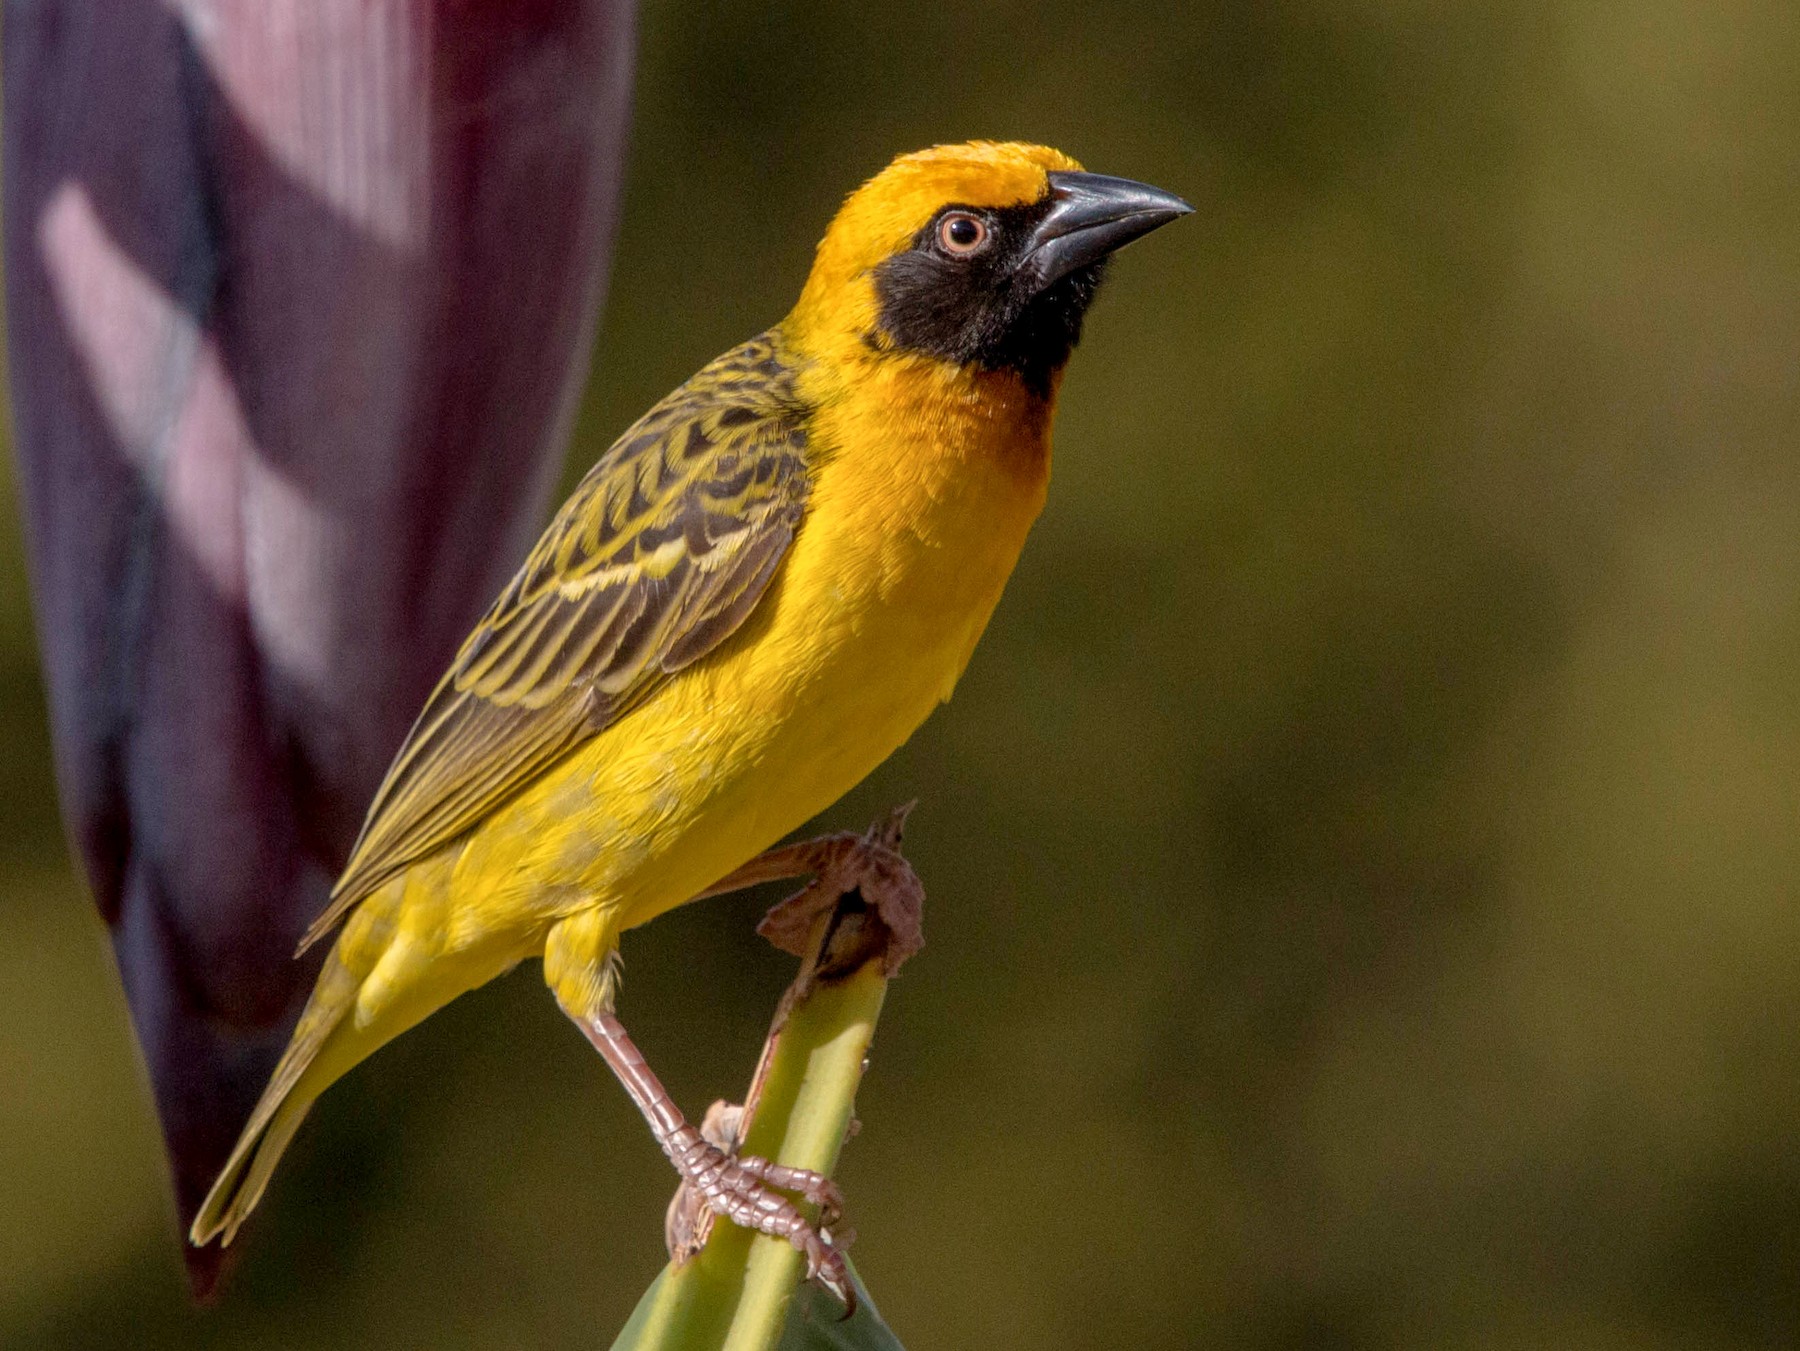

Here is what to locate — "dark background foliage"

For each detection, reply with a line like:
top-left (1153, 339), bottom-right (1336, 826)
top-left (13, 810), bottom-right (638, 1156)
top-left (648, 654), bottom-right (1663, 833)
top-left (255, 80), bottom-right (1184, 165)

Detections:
top-left (5, 2), bottom-right (1798, 1346)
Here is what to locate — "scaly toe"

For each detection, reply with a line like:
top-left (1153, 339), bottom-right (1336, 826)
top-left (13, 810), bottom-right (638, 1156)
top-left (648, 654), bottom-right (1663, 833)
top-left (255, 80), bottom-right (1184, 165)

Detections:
top-left (685, 1142), bottom-right (853, 1310)
top-left (737, 1155), bottom-right (845, 1227)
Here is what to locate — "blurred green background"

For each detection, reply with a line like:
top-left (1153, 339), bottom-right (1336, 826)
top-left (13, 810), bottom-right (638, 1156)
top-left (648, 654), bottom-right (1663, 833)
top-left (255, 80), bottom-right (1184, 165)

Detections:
top-left (5, 1), bottom-right (1799, 1346)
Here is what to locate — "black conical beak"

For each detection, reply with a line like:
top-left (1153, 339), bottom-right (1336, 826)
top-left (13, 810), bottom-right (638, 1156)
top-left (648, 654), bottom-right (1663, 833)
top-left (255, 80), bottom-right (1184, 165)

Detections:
top-left (1019, 171), bottom-right (1191, 292)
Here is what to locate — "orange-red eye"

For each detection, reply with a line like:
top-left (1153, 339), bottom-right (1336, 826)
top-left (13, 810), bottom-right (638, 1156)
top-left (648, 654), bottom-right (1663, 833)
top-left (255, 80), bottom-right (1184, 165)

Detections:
top-left (938, 212), bottom-right (988, 254)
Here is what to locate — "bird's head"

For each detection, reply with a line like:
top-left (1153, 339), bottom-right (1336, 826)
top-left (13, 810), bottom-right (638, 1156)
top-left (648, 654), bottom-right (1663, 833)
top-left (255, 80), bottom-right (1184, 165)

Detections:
top-left (788, 141), bottom-right (1190, 397)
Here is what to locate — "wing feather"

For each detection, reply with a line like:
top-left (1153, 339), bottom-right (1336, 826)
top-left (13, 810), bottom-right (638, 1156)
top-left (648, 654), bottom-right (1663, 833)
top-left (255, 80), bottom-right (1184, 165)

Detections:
top-left (298, 333), bottom-right (809, 953)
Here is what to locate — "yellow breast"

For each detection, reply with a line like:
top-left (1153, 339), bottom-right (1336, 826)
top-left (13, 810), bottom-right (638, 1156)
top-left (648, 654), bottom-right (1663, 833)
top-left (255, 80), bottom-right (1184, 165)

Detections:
top-left (449, 348), bottom-right (1051, 940)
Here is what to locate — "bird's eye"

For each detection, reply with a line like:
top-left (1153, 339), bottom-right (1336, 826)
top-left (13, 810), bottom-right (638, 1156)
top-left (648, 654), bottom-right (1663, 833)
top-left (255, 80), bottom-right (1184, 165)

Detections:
top-left (937, 212), bottom-right (988, 255)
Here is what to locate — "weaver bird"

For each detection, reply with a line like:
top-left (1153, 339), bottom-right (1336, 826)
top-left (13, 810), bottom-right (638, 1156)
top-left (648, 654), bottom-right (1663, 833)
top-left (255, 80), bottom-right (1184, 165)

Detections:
top-left (189, 140), bottom-right (1188, 1297)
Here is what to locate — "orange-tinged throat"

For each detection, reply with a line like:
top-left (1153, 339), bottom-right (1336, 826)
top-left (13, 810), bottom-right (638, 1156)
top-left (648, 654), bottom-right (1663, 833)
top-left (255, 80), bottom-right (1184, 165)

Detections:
top-left (790, 326), bottom-right (1056, 493)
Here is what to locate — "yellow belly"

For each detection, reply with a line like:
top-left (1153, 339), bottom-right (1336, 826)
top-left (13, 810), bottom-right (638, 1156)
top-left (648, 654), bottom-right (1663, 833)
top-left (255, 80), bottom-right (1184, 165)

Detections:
top-left (443, 356), bottom-right (1050, 967)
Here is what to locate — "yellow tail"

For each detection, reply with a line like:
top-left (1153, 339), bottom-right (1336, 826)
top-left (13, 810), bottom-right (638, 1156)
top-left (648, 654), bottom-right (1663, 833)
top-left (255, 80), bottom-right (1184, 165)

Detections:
top-left (190, 866), bottom-right (523, 1248)
top-left (188, 950), bottom-right (364, 1247)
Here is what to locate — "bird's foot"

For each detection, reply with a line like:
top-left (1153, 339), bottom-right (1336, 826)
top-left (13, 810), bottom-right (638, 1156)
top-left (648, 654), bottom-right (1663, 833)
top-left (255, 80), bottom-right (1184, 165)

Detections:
top-left (583, 1011), bottom-right (855, 1310)
top-left (669, 1124), bottom-right (853, 1308)
top-left (736, 1153), bottom-right (846, 1229)
top-left (692, 805), bottom-right (924, 980)
top-left (755, 806), bottom-right (925, 978)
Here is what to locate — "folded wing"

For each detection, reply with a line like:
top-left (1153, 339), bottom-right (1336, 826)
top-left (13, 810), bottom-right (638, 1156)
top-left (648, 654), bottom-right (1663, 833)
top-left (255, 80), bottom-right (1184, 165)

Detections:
top-left (300, 333), bottom-right (810, 950)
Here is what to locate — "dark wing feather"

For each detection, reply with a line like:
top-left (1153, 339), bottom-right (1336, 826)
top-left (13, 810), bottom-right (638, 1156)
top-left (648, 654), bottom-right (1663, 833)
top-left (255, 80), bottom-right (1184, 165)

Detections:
top-left (298, 332), bottom-right (809, 952)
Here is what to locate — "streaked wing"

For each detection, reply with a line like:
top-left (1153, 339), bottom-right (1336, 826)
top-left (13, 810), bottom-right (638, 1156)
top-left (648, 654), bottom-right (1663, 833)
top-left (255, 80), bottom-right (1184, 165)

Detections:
top-left (300, 332), bottom-right (809, 951)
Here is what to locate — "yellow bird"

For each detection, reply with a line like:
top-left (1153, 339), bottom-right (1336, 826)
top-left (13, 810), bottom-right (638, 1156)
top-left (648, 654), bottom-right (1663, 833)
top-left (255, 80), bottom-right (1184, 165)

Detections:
top-left (189, 140), bottom-right (1188, 1296)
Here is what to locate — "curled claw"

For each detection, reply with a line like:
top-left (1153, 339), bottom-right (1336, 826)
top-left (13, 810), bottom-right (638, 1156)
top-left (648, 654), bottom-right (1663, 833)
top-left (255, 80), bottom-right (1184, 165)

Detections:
top-left (796, 1227), bottom-right (856, 1317)
top-left (813, 1183), bottom-right (846, 1233)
